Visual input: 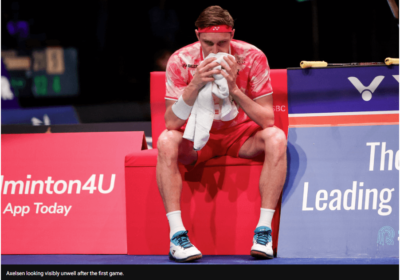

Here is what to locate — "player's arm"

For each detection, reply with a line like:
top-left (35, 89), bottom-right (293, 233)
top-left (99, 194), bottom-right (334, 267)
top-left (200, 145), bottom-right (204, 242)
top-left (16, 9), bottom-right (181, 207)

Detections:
top-left (220, 55), bottom-right (274, 129)
top-left (164, 83), bottom-right (202, 130)
top-left (165, 57), bottom-right (221, 130)
top-left (231, 88), bottom-right (274, 129)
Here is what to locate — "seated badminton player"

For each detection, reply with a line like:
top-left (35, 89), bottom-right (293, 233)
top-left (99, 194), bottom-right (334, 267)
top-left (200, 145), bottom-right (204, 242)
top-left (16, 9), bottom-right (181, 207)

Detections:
top-left (156, 5), bottom-right (287, 262)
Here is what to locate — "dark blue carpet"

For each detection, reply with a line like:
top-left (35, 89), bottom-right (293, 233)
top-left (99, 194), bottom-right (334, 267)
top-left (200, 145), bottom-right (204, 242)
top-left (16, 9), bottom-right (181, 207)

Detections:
top-left (2, 255), bottom-right (398, 265)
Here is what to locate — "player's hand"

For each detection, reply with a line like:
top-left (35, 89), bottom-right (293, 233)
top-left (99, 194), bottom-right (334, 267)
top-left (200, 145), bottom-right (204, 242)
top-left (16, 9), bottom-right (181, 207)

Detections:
top-left (220, 56), bottom-right (239, 93)
top-left (191, 57), bottom-right (222, 90)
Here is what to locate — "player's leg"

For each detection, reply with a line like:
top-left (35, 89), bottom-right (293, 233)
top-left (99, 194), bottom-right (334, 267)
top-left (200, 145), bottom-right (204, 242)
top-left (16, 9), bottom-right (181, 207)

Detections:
top-left (157, 129), bottom-right (197, 213)
top-left (239, 126), bottom-right (287, 209)
top-left (238, 126), bottom-right (287, 258)
top-left (156, 129), bottom-right (202, 262)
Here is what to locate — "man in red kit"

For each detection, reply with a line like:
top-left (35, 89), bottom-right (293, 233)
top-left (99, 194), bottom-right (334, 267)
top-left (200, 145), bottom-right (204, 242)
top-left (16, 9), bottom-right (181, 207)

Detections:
top-left (156, 6), bottom-right (287, 262)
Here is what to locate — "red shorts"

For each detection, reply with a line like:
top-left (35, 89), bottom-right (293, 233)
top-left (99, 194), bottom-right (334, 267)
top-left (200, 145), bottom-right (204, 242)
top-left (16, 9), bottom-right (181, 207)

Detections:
top-left (180, 121), bottom-right (262, 166)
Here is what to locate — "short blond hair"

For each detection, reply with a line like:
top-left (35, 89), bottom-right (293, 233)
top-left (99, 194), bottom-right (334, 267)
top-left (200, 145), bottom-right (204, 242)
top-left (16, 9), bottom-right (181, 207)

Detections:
top-left (195, 6), bottom-right (234, 29)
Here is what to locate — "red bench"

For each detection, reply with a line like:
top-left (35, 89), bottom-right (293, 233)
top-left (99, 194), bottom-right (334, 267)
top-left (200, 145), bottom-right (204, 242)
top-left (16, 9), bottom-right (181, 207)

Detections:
top-left (125, 70), bottom-right (288, 255)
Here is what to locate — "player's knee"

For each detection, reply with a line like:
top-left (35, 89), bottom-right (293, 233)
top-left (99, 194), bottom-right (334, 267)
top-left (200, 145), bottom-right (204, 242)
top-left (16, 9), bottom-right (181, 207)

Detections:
top-left (157, 130), bottom-right (182, 158)
top-left (260, 127), bottom-right (287, 154)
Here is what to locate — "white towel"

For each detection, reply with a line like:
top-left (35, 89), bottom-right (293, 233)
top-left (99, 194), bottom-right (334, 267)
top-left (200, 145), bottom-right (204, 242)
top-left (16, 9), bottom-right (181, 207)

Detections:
top-left (183, 52), bottom-right (238, 151)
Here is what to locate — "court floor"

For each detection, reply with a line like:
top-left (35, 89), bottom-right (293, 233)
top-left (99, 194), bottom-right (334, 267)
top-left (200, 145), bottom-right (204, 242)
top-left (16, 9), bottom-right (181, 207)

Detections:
top-left (2, 255), bottom-right (398, 265)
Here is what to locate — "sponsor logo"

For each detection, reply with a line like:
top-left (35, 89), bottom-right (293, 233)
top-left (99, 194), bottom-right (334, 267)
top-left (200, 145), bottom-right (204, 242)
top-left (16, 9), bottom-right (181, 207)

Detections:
top-left (348, 76), bottom-right (385, 101)
top-left (234, 55), bottom-right (245, 65)
top-left (182, 64), bottom-right (198, 69)
top-left (212, 27), bottom-right (220, 31)
top-left (172, 250), bottom-right (176, 255)
top-left (273, 105), bottom-right (286, 112)
top-left (377, 226), bottom-right (395, 246)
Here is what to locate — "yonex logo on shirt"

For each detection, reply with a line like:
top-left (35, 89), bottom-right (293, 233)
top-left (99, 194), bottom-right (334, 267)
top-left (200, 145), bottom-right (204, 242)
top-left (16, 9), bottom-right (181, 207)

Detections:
top-left (235, 55), bottom-right (245, 65)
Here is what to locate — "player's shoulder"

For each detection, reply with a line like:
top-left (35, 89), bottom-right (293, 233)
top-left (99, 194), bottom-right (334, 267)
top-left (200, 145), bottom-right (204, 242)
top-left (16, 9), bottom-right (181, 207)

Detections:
top-left (231, 39), bottom-right (266, 58)
top-left (169, 41), bottom-right (201, 64)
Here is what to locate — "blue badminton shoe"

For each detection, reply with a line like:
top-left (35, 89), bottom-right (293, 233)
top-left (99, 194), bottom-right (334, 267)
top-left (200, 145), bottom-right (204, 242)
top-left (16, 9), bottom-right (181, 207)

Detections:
top-left (250, 226), bottom-right (274, 259)
top-left (169, 230), bottom-right (202, 262)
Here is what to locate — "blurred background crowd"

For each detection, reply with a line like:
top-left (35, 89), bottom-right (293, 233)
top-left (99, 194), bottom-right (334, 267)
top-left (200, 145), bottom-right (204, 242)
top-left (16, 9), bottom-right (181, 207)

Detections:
top-left (1, 0), bottom-right (398, 124)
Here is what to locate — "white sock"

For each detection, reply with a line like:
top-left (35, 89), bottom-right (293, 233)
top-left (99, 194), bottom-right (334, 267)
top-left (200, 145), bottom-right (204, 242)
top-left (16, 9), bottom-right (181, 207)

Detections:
top-left (256, 208), bottom-right (275, 229)
top-left (166, 210), bottom-right (186, 239)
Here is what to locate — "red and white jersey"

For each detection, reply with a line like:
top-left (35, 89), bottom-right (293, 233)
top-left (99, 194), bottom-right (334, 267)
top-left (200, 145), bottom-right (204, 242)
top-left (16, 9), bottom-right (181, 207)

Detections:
top-left (165, 39), bottom-right (273, 130)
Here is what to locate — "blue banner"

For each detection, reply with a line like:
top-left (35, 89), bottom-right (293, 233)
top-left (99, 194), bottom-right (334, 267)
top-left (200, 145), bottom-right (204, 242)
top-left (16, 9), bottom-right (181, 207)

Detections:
top-left (279, 125), bottom-right (399, 258)
top-left (288, 66), bottom-right (399, 114)
top-left (1, 106), bottom-right (80, 125)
